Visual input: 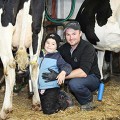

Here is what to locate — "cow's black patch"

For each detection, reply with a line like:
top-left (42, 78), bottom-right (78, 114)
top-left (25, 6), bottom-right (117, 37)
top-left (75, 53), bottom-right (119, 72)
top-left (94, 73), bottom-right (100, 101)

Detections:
top-left (1, 0), bottom-right (29, 26)
top-left (76, 0), bottom-right (112, 45)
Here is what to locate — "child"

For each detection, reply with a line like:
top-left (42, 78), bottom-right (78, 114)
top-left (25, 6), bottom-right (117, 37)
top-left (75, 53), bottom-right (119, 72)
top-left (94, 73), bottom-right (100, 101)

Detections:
top-left (38, 33), bottom-right (73, 114)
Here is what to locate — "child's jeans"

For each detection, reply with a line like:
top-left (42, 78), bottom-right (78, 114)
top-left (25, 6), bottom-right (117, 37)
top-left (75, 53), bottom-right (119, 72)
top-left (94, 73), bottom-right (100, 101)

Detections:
top-left (39, 88), bottom-right (61, 114)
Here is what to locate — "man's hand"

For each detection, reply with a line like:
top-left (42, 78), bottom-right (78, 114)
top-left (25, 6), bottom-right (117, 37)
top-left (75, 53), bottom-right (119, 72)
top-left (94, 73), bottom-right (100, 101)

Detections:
top-left (42, 68), bottom-right (59, 82)
top-left (57, 71), bottom-right (66, 85)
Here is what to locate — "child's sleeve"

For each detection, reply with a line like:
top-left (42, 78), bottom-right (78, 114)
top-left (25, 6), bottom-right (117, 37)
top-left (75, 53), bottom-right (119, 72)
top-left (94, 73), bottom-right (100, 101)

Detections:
top-left (57, 54), bottom-right (72, 75)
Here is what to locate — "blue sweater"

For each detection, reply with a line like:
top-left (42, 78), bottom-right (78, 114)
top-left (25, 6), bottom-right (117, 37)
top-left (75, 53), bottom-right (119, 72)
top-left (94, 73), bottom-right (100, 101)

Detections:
top-left (38, 51), bottom-right (72, 90)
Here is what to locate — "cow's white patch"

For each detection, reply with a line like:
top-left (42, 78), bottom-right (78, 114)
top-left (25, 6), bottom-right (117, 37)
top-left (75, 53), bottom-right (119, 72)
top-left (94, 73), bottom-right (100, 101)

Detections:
top-left (95, 21), bottom-right (120, 52)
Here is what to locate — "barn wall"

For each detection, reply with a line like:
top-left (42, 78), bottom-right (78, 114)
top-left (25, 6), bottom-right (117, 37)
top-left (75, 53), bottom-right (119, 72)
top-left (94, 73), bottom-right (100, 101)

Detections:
top-left (57, 0), bottom-right (84, 19)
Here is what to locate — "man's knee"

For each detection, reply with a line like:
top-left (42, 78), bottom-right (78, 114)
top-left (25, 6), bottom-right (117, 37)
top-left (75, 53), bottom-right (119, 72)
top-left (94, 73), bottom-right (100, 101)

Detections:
top-left (68, 79), bottom-right (79, 92)
top-left (68, 79), bottom-right (86, 93)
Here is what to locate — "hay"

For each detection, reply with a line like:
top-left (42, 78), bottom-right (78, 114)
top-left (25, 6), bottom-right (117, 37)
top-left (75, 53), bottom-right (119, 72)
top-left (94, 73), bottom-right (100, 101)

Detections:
top-left (0, 75), bottom-right (120, 120)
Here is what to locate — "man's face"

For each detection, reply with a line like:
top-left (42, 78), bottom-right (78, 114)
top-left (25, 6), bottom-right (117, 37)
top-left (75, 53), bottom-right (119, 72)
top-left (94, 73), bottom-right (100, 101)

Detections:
top-left (65, 28), bottom-right (81, 47)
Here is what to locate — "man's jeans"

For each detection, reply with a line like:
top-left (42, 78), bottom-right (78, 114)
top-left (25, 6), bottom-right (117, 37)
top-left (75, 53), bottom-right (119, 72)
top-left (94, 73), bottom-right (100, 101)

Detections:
top-left (68, 74), bottom-right (100, 105)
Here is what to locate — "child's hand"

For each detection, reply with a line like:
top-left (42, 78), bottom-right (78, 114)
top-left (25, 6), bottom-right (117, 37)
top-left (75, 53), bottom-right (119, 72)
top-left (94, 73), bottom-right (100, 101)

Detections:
top-left (42, 68), bottom-right (59, 82)
top-left (57, 71), bottom-right (66, 85)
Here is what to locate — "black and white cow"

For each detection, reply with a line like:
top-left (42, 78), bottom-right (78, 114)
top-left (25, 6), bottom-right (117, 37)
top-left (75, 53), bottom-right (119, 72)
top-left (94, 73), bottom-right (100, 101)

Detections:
top-left (0, 0), bottom-right (44, 119)
top-left (76, 0), bottom-right (120, 80)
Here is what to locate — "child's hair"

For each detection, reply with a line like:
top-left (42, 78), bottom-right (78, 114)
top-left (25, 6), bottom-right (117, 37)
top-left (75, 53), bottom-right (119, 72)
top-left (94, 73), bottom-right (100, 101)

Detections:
top-left (44, 33), bottom-right (61, 49)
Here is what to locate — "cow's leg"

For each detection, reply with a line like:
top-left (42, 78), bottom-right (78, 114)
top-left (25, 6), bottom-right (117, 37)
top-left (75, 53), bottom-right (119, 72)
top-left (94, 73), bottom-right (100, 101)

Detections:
top-left (98, 50), bottom-right (111, 82)
top-left (29, 42), bottom-right (41, 110)
top-left (29, 62), bottom-right (40, 110)
top-left (29, 19), bottom-right (44, 110)
top-left (0, 20), bottom-right (15, 119)
top-left (0, 55), bottom-right (16, 119)
top-left (97, 50), bottom-right (105, 80)
top-left (29, 9), bottom-right (45, 110)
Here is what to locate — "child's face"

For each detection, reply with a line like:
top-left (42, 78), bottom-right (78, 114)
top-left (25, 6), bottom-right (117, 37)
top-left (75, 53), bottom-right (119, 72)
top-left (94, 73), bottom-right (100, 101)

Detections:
top-left (44, 38), bottom-right (57, 54)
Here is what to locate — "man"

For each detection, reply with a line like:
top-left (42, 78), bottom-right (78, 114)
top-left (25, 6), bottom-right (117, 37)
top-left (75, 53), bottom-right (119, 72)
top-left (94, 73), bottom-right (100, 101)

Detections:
top-left (42, 21), bottom-right (101, 111)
